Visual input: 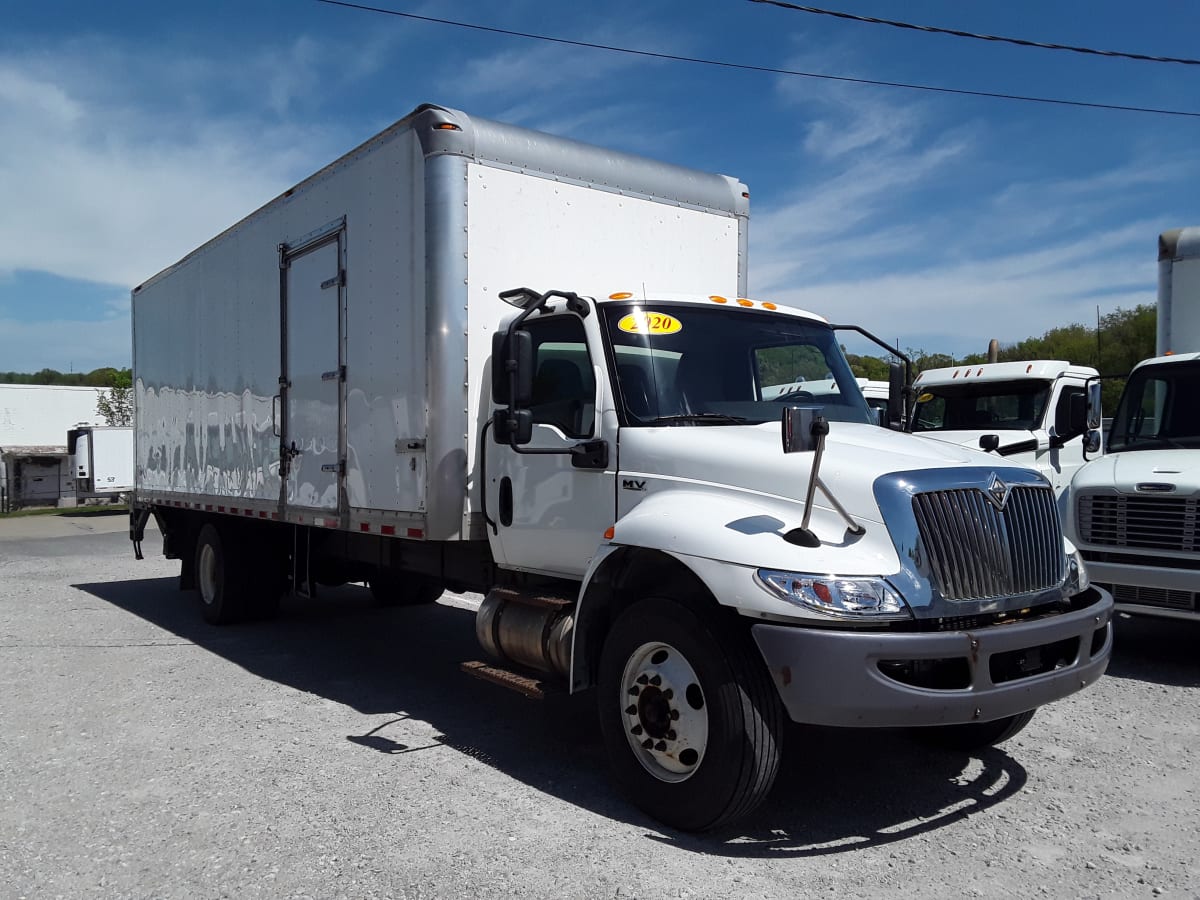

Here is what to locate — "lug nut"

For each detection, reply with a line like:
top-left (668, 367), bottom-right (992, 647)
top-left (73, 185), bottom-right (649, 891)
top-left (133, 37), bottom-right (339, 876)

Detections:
top-left (636, 674), bottom-right (649, 685)
top-left (630, 724), bottom-right (643, 736)
top-left (642, 738), bottom-right (654, 749)
top-left (649, 674), bottom-right (662, 686)
top-left (625, 705), bottom-right (637, 716)
top-left (628, 686), bottom-right (640, 696)
top-left (662, 689), bottom-right (673, 700)
top-left (669, 709), bottom-right (679, 720)
top-left (666, 730), bottom-right (676, 741)
top-left (654, 741), bottom-right (667, 751)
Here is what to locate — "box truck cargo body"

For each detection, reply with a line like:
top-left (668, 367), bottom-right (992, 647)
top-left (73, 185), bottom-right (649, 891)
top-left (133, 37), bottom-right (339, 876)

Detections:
top-left (68, 425), bottom-right (133, 498)
top-left (131, 104), bottom-right (1111, 830)
top-left (1068, 227), bottom-right (1200, 620)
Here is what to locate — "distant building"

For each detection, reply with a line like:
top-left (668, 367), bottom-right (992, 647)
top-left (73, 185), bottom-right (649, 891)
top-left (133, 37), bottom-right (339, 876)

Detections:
top-left (0, 384), bottom-right (112, 510)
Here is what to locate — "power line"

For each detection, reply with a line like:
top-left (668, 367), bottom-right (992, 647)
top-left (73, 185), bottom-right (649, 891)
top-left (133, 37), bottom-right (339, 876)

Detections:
top-left (313, 0), bottom-right (1200, 118)
top-left (750, 0), bottom-right (1200, 67)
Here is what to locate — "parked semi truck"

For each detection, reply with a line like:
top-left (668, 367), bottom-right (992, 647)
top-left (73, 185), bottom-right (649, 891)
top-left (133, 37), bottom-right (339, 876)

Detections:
top-left (1068, 227), bottom-right (1200, 621)
top-left (129, 104), bottom-right (1112, 831)
top-left (910, 361), bottom-right (1101, 501)
top-left (67, 424), bottom-right (133, 500)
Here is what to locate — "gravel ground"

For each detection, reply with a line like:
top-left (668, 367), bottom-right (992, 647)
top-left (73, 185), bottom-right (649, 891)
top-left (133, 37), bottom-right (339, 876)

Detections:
top-left (1, 512), bottom-right (1198, 899)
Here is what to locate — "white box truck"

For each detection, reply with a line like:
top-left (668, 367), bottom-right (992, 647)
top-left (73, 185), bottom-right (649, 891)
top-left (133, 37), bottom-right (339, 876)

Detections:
top-left (910, 361), bottom-right (1101, 503)
top-left (68, 424), bottom-right (134, 499)
top-left (1068, 227), bottom-right (1200, 621)
top-left (129, 103), bottom-right (1112, 830)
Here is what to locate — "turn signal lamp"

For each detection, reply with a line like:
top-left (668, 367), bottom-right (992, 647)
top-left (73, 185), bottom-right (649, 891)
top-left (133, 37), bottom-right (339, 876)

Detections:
top-left (603, 526), bottom-right (615, 540)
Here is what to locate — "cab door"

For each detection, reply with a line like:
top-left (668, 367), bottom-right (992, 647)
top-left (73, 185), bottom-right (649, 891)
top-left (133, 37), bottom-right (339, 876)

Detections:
top-left (487, 313), bottom-right (616, 577)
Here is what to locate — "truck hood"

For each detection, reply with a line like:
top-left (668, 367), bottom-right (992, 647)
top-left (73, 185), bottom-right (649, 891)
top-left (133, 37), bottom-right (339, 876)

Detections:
top-left (1072, 449), bottom-right (1200, 494)
top-left (619, 421), bottom-right (1014, 523)
top-left (915, 428), bottom-right (1036, 453)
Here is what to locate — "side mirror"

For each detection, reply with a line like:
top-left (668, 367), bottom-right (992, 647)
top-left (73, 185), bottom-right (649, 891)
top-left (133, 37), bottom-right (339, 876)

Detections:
top-left (1084, 429), bottom-right (1102, 454)
top-left (1058, 391), bottom-right (1087, 438)
top-left (491, 329), bottom-right (533, 406)
top-left (1086, 381), bottom-right (1102, 430)
top-left (782, 406), bottom-right (823, 453)
top-left (492, 409), bottom-right (533, 445)
top-left (979, 433), bottom-right (1000, 453)
top-left (887, 362), bottom-right (905, 430)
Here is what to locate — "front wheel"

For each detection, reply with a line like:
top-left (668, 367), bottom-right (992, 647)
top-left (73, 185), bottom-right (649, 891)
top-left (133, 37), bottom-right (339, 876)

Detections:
top-left (597, 596), bottom-right (784, 831)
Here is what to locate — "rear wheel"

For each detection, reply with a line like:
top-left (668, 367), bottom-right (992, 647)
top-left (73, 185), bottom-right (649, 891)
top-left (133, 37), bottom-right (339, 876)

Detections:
top-left (914, 709), bottom-right (1036, 751)
top-left (195, 523), bottom-right (250, 624)
top-left (368, 570), bottom-right (444, 607)
top-left (597, 596), bottom-right (783, 831)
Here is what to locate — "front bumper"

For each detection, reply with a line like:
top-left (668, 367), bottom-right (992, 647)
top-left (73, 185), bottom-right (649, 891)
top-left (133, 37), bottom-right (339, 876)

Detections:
top-left (751, 586), bottom-right (1113, 728)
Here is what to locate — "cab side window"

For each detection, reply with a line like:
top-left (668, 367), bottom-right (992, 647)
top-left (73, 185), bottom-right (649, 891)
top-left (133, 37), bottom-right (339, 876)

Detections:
top-left (526, 317), bottom-right (595, 438)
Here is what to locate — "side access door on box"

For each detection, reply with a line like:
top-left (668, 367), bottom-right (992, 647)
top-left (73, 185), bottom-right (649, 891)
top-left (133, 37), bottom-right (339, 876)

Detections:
top-left (279, 220), bottom-right (347, 525)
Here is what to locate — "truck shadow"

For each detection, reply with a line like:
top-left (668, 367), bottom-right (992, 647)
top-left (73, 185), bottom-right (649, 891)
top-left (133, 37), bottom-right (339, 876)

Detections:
top-left (76, 576), bottom-right (1029, 854)
top-left (1103, 612), bottom-right (1200, 688)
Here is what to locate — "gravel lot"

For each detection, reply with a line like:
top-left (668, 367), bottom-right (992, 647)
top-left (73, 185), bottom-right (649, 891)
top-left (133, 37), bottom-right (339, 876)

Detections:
top-left (1, 512), bottom-right (1198, 899)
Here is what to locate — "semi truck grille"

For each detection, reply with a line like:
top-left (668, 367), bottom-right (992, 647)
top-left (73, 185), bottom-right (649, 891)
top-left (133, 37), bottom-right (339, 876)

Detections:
top-left (912, 485), bottom-right (1064, 602)
top-left (1076, 493), bottom-right (1198, 553)
top-left (1105, 582), bottom-right (1196, 611)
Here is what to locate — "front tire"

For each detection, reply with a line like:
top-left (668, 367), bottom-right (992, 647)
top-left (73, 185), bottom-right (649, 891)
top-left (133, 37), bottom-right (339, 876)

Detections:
top-left (597, 596), bottom-right (783, 831)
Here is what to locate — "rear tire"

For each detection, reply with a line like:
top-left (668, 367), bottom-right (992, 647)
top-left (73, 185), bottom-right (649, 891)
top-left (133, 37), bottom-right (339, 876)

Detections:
top-left (914, 709), bottom-right (1036, 751)
top-left (195, 523), bottom-right (250, 625)
top-left (597, 596), bottom-right (783, 831)
top-left (368, 571), bottom-right (444, 607)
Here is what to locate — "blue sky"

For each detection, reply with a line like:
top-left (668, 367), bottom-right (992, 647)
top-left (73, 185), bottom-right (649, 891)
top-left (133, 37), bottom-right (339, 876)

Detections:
top-left (2, 0), bottom-right (1198, 372)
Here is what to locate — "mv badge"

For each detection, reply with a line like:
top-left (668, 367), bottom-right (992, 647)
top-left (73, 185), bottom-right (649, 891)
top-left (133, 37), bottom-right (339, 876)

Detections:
top-left (985, 472), bottom-right (1013, 510)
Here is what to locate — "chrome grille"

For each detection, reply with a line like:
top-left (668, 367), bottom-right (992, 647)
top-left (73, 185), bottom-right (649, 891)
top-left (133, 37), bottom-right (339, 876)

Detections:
top-left (1076, 493), bottom-right (1198, 553)
top-left (912, 485), bottom-right (1064, 601)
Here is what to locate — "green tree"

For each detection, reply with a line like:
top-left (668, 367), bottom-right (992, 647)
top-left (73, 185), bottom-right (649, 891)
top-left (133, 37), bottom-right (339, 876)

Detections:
top-left (96, 368), bottom-right (133, 426)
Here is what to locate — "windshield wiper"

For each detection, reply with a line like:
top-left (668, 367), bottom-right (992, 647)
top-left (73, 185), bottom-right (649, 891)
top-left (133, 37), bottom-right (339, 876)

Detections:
top-left (643, 413), bottom-right (749, 426)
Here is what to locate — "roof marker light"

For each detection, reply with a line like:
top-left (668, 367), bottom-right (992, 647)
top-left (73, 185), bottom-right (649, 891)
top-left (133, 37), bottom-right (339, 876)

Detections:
top-left (762, 302), bottom-right (777, 310)
top-left (609, 292), bottom-right (633, 300)
top-left (736, 298), bottom-right (753, 307)
top-left (710, 295), bottom-right (728, 304)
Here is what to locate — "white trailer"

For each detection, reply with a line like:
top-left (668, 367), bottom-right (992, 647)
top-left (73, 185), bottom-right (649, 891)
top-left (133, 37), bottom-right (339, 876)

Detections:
top-left (910, 361), bottom-right (1101, 501)
top-left (130, 103), bottom-right (1112, 830)
top-left (68, 425), bottom-right (133, 498)
top-left (1068, 227), bottom-right (1200, 620)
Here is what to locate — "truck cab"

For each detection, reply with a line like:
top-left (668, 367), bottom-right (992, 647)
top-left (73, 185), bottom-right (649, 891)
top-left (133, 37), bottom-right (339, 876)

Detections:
top-left (909, 361), bottom-right (1101, 500)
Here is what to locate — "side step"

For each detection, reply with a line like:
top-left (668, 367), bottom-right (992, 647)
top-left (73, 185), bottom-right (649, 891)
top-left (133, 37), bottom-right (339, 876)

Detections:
top-left (461, 660), bottom-right (565, 701)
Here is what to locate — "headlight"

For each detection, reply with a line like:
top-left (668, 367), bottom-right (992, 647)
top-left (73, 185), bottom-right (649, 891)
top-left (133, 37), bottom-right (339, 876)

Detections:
top-left (756, 570), bottom-right (911, 621)
top-left (1066, 548), bottom-right (1090, 595)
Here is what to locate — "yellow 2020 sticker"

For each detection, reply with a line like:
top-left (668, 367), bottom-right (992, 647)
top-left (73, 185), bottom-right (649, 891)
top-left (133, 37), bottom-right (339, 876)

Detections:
top-left (618, 311), bottom-right (682, 335)
top-left (917, 392), bottom-right (934, 403)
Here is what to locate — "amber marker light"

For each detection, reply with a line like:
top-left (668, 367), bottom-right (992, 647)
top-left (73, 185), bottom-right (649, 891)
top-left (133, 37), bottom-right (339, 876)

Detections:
top-left (736, 298), bottom-right (753, 307)
top-left (603, 526), bottom-right (615, 540)
top-left (434, 122), bottom-right (461, 131)
top-left (709, 295), bottom-right (728, 304)
top-left (609, 292), bottom-right (633, 300)
top-left (762, 302), bottom-right (777, 310)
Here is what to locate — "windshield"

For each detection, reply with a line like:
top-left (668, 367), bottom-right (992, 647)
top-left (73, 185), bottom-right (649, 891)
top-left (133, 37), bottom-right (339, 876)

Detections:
top-left (1107, 361), bottom-right (1200, 452)
top-left (911, 379), bottom-right (1050, 432)
top-left (602, 303), bottom-right (874, 427)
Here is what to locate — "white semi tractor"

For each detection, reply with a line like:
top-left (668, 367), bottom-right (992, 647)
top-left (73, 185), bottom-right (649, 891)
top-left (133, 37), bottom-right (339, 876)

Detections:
top-left (910, 361), bottom-right (1102, 502)
top-left (129, 104), bottom-right (1112, 830)
top-left (1068, 227), bottom-right (1200, 621)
